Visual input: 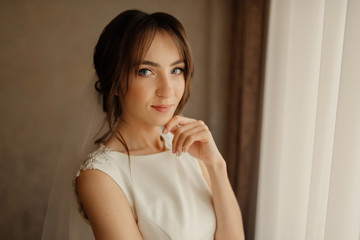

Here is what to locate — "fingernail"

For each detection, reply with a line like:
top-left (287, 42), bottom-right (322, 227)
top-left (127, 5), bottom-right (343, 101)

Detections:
top-left (162, 127), bottom-right (168, 134)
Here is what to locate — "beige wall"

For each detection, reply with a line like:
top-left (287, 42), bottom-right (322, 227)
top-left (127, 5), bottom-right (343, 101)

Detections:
top-left (0, 0), bottom-right (232, 239)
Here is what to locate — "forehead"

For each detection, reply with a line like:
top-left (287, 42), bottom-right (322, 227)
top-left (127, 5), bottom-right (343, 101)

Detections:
top-left (142, 32), bottom-right (182, 63)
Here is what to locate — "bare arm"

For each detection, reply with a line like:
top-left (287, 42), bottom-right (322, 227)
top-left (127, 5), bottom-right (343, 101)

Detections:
top-left (76, 169), bottom-right (143, 240)
top-left (164, 115), bottom-right (245, 240)
top-left (199, 157), bottom-right (245, 240)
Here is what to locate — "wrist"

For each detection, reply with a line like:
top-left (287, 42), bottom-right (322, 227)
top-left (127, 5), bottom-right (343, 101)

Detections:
top-left (204, 153), bottom-right (227, 172)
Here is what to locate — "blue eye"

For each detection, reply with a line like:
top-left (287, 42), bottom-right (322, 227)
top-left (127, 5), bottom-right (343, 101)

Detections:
top-left (172, 68), bottom-right (184, 74)
top-left (138, 68), bottom-right (152, 76)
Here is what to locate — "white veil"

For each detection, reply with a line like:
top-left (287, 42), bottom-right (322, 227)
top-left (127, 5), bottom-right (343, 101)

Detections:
top-left (41, 77), bottom-right (107, 239)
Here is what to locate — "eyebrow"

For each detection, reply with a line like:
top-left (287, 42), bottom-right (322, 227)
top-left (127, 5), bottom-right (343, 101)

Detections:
top-left (141, 59), bottom-right (184, 67)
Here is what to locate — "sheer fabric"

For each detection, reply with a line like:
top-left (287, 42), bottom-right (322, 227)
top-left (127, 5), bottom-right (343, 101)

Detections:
top-left (256, 0), bottom-right (360, 239)
top-left (42, 79), bottom-right (104, 239)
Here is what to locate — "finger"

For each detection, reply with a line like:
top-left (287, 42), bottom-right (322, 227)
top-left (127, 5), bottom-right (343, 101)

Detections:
top-left (171, 120), bottom-right (203, 144)
top-left (174, 124), bottom-right (208, 155)
top-left (172, 122), bottom-right (206, 154)
top-left (163, 115), bottom-right (196, 134)
top-left (182, 129), bottom-right (209, 153)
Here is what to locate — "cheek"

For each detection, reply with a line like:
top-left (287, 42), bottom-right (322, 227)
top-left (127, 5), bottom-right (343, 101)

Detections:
top-left (124, 83), bottom-right (150, 106)
top-left (128, 82), bottom-right (150, 97)
top-left (175, 78), bottom-right (185, 99)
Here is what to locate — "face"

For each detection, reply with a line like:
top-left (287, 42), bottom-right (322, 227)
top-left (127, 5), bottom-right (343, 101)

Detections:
top-left (121, 32), bottom-right (185, 128)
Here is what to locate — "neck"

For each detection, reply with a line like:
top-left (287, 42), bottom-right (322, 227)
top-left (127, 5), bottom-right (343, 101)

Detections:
top-left (106, 118), bottom-right (165, 155)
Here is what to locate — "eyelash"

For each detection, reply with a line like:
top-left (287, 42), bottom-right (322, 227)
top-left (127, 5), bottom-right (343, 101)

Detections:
top-left (137, 67), bottom-right (184, 77)
top-left (172, 68), bottom-right (184, 74)
top-left (138, 68), bottom-right (153, 76)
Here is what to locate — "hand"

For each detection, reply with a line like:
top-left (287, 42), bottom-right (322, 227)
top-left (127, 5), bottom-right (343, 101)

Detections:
top-left (163, 115), bottom-right (223, 165)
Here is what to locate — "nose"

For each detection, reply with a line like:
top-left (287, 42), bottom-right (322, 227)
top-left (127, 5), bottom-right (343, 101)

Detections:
top-left (155, 73), bottom-right (173, 98)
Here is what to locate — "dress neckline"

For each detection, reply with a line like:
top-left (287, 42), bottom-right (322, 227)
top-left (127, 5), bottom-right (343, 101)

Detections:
top-left (100, 133), bottom-right (172, 158)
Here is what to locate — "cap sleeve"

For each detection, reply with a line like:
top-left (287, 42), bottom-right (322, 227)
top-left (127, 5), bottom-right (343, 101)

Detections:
top-left (74, 144), bottom-right (135, 219)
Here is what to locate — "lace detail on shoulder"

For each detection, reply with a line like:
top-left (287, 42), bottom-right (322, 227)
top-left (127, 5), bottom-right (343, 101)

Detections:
top-left (75, 144), bottom-right (111, 177)
top-left (73, 144), bottom-right (112, 220)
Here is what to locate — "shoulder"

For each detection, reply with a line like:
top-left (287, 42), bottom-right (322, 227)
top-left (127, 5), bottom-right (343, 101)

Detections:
top-left (76, 169), bottom-right (118, 196)
top-left (76, 144), bottom-right (130, 179)
top-left (74, 144), bottom-right (135, 216)
top-left (74, 146), bottom-right (142, 238)
top-left (76, 169), bottom-right (142, 239)
top-left (76, 169), bottom-right (128, 207)
top-left (77, 144), bottom-right (115, 172)
top-left (75, 143), bottom-right (133, 188)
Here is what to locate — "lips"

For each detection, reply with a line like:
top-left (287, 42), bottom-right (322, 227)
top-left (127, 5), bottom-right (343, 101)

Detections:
top-left (151, 104), bottom-right (173, 113)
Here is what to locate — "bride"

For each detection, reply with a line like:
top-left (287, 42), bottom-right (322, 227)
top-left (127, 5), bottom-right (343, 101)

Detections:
top-left (43, 9), bottom-right (244, 240)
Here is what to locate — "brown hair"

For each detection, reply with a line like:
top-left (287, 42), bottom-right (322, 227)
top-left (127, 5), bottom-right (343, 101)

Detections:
top-left (93, 9), bottom-right (194, 147)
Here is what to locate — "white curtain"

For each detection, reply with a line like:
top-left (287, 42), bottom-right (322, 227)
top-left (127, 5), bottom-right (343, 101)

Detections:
top-left (256, 0), bottom-right (360, 239)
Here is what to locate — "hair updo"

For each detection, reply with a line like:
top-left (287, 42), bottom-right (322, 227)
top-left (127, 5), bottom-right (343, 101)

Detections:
top-left (93, 9), bottom-right (194, 144)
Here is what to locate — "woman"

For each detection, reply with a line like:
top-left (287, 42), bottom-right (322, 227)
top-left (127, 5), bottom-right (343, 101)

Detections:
top-left (74, 9), bottom-right (244, 239)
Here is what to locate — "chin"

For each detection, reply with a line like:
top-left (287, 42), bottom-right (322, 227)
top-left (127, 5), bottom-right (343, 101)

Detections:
top-left (157, 118), bottom-right (171, 127)
top-left (154, 114), bottom-right (174, 126)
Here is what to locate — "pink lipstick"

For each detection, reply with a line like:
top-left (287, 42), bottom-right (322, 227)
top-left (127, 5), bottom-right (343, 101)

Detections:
top-left (151, 104), bottom-right (173, 113)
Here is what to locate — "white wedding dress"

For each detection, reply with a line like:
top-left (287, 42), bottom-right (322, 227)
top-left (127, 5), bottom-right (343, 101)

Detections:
top-left (73, 132), bottom-right (216, 239)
